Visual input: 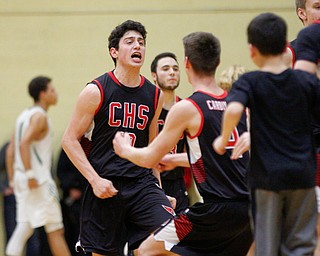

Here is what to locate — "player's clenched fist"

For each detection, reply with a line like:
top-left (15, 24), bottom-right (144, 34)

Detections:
top-left (113, 131), bottom-right (132, 159)
top-left (91, 177), bottom-right (118, 199)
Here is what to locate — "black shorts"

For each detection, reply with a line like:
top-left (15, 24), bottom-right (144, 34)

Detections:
top-left (78, 174), bottom-right (175, 256)
top-left (162, 178), bottom-right (189, 214)
top-left (155, 200), bottom-right (253, 256)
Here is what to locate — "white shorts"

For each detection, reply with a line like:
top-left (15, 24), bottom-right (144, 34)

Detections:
top-left (14, 171), bottom-right (63, 229)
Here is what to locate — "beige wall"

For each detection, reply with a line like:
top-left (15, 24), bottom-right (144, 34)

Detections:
top-left (0, 0), bottom-right (301, 156)
top-left (0, 0), bottom-right (304, 252)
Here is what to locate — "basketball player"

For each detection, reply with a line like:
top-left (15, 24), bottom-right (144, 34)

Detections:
top-left (150, 52), bottom-right (189, 214)
top-left (113, 31), bottom-right (252, 256)
top-left (286, 0), bottom-right (320, 66)
top-left (62, 20), bottom-right (175, 256)
top-left (6, 76), bottom-right (70, 256)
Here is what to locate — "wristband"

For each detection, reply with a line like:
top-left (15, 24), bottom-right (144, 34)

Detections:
top-left (25, 169), bottom-right (36, 179)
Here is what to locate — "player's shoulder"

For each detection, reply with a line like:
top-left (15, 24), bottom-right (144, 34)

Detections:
top-left (171, 98), bottom-right (197, 115)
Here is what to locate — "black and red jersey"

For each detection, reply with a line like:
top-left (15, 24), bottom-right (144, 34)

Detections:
top-left (158, 96), bottom-right (186, 180)
top-left (88, 71), bottom-right (160, 178)
top-left (185, 90), bottom-right (249, 202)
top-left (296, 20), bottom-right (320, 65)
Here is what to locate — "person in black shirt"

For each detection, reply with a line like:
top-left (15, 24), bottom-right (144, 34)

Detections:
top-left (214, 13), bottom-right (320, 255)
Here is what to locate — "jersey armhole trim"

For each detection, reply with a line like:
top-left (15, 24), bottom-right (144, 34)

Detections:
top-left (185, 98), bottom-right (203, 139)
top-left (92, 79), bottom-right (104, 115)
top-left (288, 45), bottom-right (296, 68)
top-left (154, 86), bottom-right (160, 112)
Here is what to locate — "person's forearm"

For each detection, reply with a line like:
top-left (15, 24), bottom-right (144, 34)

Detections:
top-left (19, 142), bottom-right (32, 170)
top-left (166, 153), bottom-right (190, 168)
top-left (62, 136), bottom-right (100, 185)
top-left (220, 103), bottom-right (243, 146)
top-left (126, 146), bottom-right (159, 168)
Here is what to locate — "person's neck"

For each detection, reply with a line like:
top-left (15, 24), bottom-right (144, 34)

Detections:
top-left (113, 66), bottom-right (141, 87)
top-left (260, 54), bottom-right (288, 74)
top-left (161, 90), bottom-right (176, 110)
top-left (190, 73), bottom-right (224, 96)
top-left (35, 102), bottom-right (48, 111)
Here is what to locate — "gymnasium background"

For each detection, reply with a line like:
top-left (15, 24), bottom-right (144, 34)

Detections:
top-left (0, 0), bottom-right (303, 252)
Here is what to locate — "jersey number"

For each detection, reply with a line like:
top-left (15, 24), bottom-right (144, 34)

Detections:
top-left (226, 128), bottom-right (239, 149)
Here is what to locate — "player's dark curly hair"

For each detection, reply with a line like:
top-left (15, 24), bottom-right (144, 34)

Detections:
top-left (108, 20), bottom-right (147, 66)
top-left (183, 32), bottom-right (220, 76)
top-left (28, 76), bottom-right (51, 102)
top-left (247, 12), bottom-right (287, 55)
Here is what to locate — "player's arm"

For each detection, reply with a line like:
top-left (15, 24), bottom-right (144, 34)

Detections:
top-left (62, 84), bottom-right (118, 199)
top-left (157, 153), bottom-right (190, 172)
top-left (213, 102), bottom-right (244, 155)
top-left (113, 100), bottom-right (197, 169)
top-left (20, 111), bottom-right (48, 189)
top-left (284, 46), bottom-right (294, 68)
top-left (294, 60), bottom-right (317, 74)
top-left (6, 134), bottom-right (15, 188)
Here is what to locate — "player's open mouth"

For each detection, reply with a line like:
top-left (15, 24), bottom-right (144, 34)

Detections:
top-left (131, 52), bottom-right (141, 60)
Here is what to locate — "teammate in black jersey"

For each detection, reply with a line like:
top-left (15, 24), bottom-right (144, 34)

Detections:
top-left (215, 13), bottom-right (320, 255)
top-left (62, 20), bottom-right (175, 256)
top-left (150, 52), bottom-right (189, 214)
top-left (286, 0), bottom-right (320, 67)
top-left (113, 32), bottom-right (252, 256)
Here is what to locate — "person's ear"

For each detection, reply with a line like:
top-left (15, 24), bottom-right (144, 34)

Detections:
top-left (151, 72), bottom-right (157, 84)
top-left (297, 8), bottom-right (307, 22)
top-left (109, 47), bottom-right (118, 59)
top-left (249, 44), bottom-right (256, 59)
top-left (184, 56), bottom-right (191, 69)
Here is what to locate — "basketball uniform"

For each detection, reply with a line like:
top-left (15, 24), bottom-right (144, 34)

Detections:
top-left (154, 90), bottom-right (252, 256)
top-left (78, 71), bottom-right (174, 256)
top-left (13, 106), bottom-right (63, 229)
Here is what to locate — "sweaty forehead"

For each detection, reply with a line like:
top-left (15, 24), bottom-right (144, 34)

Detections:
top-left (157, 57), bottom-right (179, 68)
top-left (122, 30), bottom-right (144, 40)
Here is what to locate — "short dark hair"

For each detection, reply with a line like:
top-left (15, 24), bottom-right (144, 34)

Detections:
top-left (150, 52), bottom-right (178, 73)
top-left (108, 20), bottom-right (147, 65)
top-left (296, 0), bottom-right (306, 10)
top-left (28, 76), bottom-right (51, 102)
top-left (247, 13), bottom-right (287, 55)
top-left (183, 32), bottom-right (220, 76)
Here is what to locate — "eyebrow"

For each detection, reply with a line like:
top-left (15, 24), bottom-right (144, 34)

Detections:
top-left (161, 64), bottom-right (179, 68)
top-left (124, 36), bottom-right (144, 41)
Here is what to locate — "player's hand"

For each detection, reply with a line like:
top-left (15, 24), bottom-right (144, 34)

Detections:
top-left (113, 131), bottom-right (131, 159)
top-left (28, 178), bottom-right (39, 189)
top-left (213, 136), bottom-right (226, 155)
top-left (231, 132), bottom-right (250, 160)
top-left (91, 177), bottom-right (118, 199)
top-left (166, 195), bottom-right (177, 210)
